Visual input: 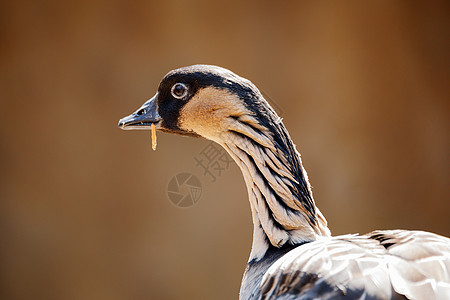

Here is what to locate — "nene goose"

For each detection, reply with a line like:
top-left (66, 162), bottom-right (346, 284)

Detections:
top-left (118, 65), bottom-right (450, 300)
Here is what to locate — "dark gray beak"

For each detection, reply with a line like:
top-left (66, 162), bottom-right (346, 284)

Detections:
top-left (118, 94), bottom-right (162, 130)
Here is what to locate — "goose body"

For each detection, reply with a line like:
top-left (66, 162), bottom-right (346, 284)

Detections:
top-left (119, 65), bottom-right (450, 299)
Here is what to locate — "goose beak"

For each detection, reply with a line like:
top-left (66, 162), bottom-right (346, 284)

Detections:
top-left (118, 94), bottom-right (162, 130)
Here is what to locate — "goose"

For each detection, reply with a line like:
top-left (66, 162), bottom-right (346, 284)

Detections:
top-left (118, 65), bottom-right (450, 300)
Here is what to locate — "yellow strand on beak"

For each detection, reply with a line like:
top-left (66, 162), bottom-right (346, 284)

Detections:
top-left (151, 123), bottom-right (157, 151)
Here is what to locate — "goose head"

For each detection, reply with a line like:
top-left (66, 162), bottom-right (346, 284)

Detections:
top-left (118, 64), bottom-right (278, 143)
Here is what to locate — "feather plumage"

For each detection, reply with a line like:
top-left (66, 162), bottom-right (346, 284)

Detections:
top-left (259, 231), bottom-right (450, 299)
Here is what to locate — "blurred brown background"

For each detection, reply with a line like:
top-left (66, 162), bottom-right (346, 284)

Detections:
top-left (1, 1), bottom-right (449, 299)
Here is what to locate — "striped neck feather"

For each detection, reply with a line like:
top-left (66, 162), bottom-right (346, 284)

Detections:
top-left (218, 113), bottom-right (330, 260)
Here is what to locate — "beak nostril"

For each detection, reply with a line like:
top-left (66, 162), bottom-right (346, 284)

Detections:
top-left (136, 109), bottom-right (145, 116)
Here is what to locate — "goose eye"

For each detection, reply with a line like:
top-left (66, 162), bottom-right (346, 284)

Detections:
top-left (171, 83), bottom-right (188, 99)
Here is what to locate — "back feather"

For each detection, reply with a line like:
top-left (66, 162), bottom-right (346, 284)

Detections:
top-left (260, 230), bottom-right (450, 300)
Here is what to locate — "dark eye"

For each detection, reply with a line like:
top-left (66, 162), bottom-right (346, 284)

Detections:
top-left (171, 83), bottom-right (188, 99)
